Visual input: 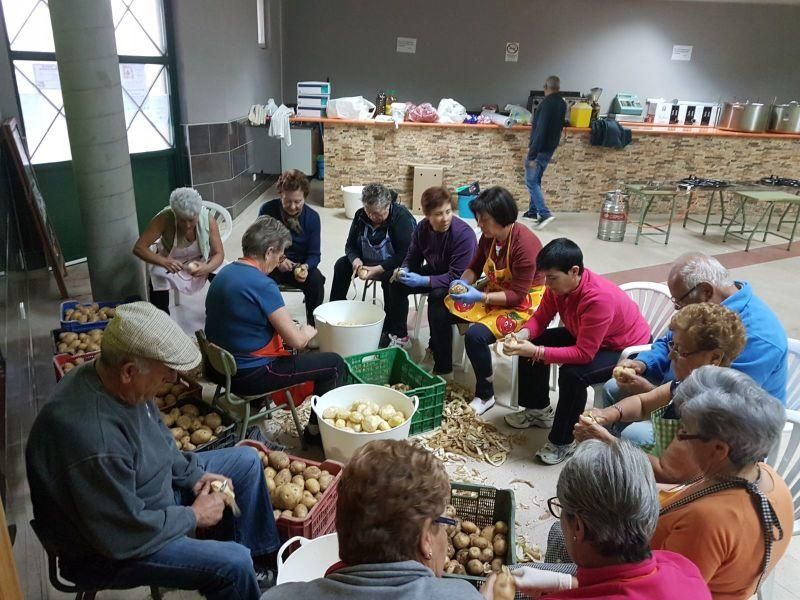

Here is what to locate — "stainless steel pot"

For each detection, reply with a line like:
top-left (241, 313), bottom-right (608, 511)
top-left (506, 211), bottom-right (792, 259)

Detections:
top-left (769, 102), bottom-right (800, 134)
top-left (719, 101), bottom-right (771, 132)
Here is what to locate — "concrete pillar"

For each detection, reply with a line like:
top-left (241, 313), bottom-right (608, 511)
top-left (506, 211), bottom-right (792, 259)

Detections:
top-left (48, 0), bottom-right (146, 300)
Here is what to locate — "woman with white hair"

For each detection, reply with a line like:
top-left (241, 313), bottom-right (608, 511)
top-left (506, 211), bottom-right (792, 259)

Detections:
top-left (133, 187), bottom-right (224, 314)
top-left (651, 366), bottom-right (792, 600)
top-left (507, 440), bottom-right (711, 599)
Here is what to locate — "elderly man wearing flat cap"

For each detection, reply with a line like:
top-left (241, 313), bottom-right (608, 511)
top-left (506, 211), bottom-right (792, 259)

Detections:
top-left (26, 302), bottom-right (279, 599)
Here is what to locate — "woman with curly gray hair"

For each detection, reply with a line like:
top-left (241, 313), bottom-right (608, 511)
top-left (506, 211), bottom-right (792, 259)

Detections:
top-left (133, 187), bottom-right (224, 314)
top-left (329, 183), bottom-right (417, 348)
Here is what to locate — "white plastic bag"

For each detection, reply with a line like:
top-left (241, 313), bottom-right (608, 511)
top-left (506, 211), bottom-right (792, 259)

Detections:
top-left (505, 103), bottom-right (532, 125)
top-left (437, 98), bottom-right (467, 124)
top-left (327, 96), bottom-right (376, 120)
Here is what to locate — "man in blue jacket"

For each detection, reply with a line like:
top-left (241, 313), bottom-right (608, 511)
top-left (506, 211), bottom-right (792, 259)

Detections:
top-left (523, 75), bottom-right (566, 229)
top-left (602, 252), bottom-right (788, 446)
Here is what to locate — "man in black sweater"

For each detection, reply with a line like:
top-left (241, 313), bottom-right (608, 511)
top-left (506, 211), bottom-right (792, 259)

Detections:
top-left (523, 75), bottom-right (566, 228)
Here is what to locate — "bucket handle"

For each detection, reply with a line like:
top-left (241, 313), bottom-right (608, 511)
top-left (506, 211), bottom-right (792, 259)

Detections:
top-left (310, 395), bottom-right (320, 412)
top-left (409, 395), bottom-right (419, 413)
top-left (277, 535), bottom-right (308, 571)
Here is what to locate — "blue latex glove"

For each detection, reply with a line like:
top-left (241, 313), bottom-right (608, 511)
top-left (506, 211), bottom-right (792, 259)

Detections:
top-left (450, 283), bottom-right (483, 303)
top-left (398, 269), bottom-right (429, 288)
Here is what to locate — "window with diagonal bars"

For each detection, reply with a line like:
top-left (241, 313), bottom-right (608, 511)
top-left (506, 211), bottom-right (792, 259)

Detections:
top-left (1, 0), bottom-right (173, 164)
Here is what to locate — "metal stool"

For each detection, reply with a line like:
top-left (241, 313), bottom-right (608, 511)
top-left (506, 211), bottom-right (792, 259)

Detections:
top-left (30, 519), bottom-right (164, 600)
top-left (361, 279), bottom-right (378, 303)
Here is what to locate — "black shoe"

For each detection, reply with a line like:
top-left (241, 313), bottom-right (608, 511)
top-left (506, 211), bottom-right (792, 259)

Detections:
top-left (378, 332), bottom-right (391, 348)
top-left (522, 210), bottom-right (539, 221)
top-left (254, 566), bottom-right (277, 592)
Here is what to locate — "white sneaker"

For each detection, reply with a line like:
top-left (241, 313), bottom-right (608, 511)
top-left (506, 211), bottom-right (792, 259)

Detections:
top-left (536, 441), bottom-right (577, 465)
top-left (387, 334), bottom-right (411, 349)
top-left (469, 396), bottom-right (496, 416)
top-left (537, 216), bottom-right (556, 229)
top-left (504, 406), bottom-right (555, 429)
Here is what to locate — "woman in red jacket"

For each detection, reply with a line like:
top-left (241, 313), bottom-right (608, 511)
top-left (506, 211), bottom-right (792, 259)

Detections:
top-left (503, 238), bottom-right (650, 465)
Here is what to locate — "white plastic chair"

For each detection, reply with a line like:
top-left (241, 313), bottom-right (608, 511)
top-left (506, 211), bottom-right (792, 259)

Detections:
top-left (786, 338), bottom-right (800, 412)
top-left (509, 281), bottom-right (673, 410)
top-left (759, 410), bottom-right (800, 600)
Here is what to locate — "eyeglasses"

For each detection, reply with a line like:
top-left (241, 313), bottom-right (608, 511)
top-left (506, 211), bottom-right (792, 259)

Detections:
top-left (434, 515), bottom-right (457, 527)
top-left (547, 496), bottom-right (563, 519)
top-left (675, 428), bottom-right (710, 442)
top-left (670, 284), bottom-right (700, 309)
top-left (667, 340), bottom-right (705, 359)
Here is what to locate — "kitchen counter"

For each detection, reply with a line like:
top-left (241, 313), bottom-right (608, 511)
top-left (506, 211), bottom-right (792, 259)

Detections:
top-left (291, 117), bottom-right (800, 212)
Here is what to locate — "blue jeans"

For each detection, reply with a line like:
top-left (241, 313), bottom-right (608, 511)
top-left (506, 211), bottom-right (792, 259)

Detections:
top-left (524, 151), bottom-right (553, 217)
top-left (601, 377), bottom-right (661, 447)
top-left (63, 447), bottom-right (278, 600)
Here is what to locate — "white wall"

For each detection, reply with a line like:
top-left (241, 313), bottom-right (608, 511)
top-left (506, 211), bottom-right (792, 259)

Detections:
top-left (282, 0), bottom-right (800, 111)
top-left (171, 0), bottom-right (284, 124)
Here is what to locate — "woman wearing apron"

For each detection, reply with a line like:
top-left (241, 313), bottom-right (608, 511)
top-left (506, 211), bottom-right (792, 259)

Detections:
top-left (443, 186), bottom-right (545, 415)
top-left (205, 216), bottom-right (347, 445)
top-left (330, 183), bottom-right (417, 347)
top-left (575, 302), bottom-right (746, 482)
top-left (133, 187), bottom-right (224, 314)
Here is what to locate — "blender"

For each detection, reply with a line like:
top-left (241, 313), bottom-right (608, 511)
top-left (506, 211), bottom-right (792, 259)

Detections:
top-left (587, 87), bottom-right (603, 122)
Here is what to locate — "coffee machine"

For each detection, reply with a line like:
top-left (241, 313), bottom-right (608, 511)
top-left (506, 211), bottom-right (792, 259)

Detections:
top-left (587, 87), bottom-right (603, 122)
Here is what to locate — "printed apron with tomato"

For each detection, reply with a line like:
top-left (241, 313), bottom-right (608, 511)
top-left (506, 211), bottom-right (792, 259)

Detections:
top-left (444, 225), bottom-right (544, 338)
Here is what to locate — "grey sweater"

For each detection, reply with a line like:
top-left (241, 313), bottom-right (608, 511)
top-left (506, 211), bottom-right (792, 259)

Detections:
top-left (26, 364), bottom-right (204, 560)
top-left (262, 561), bottom-right (483, 600)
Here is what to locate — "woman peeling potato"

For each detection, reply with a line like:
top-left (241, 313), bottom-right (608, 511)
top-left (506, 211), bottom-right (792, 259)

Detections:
top-left (263, 440), bottom-right (495, 600)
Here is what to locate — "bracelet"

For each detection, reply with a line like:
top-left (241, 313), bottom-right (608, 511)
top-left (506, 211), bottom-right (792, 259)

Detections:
top-left (611, 404), bottom-right (624, 422)
top-left (482, 292), bottom-right (489, 305)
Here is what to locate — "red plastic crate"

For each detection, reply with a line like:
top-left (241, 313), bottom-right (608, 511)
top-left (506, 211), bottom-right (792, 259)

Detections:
top-left (238, 440), bottom-right (343, 541)
top-left (53, 352), bottom-right (100, 381)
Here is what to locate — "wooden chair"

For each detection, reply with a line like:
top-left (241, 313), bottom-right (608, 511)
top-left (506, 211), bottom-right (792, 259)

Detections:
top-left (30, 519), bottom-right (163, 600)
top-left (195, 331), bottom-right (305, 446)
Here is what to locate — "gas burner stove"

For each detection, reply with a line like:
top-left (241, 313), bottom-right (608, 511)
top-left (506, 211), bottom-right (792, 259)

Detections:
top-left (678, 175), bottom-right (730, 190)
top-left (759, 175), bottom-right (800, 188)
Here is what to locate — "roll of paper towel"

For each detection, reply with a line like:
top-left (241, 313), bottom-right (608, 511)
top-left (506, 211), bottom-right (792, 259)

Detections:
top-left (480, 110), bottom-right (513, 128)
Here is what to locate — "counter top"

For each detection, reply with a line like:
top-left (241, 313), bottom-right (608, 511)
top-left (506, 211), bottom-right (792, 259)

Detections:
top-left (286, 116), bottom-right (800, 140)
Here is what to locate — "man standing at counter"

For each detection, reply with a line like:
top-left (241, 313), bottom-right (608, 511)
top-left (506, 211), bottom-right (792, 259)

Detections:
top-left (523, 75), bottom-right (566, 229)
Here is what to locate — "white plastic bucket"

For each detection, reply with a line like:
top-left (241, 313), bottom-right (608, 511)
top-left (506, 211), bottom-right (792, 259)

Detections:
top-left (312, 384), bottom-right (419, 462)
top-left (312, 300), bottom-right (385, 357)
top-left (276, 533), bottom-right (340, 585)
top-left (342, 185), bottom-right (363, 219)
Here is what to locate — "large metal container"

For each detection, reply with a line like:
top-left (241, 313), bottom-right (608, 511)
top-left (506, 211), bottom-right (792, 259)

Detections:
top-left (597, 190), bottom-right (629, 242)
top-left (719, 101), bottom-right (771, 132)
top-left (768, 102), bottom-right (800, 134)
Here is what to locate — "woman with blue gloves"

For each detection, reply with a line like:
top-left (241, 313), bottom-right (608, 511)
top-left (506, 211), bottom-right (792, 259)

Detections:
top-left (444, 186), bottom-right (545, 416)
top-left (393, 186), bottom-right (476, 353)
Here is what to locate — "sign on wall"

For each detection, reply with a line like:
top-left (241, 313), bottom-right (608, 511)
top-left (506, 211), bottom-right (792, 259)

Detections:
top-left (671, 45), bottom-right (693, 61)
top-left (396, 37), bottom-right (417, 54)
top-left (505, 42), bottom-right (519, 62)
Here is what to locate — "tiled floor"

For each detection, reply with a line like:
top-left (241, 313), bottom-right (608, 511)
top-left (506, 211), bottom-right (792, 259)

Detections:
top-left (6, 179), bottom-right (799, 598)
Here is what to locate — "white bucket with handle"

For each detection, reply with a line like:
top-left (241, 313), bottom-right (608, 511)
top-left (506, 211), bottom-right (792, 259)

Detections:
top-left (342, 185), bottom-right (363, 219)
top-left (312, 300), bottom-right (384, 357)
top-left (276, 533), bottom-right (340, 585)
top-left (311, 384), bottom-right (419, 462)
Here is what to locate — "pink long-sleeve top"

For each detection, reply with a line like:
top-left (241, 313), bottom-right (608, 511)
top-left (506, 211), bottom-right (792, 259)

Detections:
top-left (522, 269), bottom-right (651, 365)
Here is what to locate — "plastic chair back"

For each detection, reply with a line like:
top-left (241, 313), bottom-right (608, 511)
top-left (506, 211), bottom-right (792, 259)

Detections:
top-left (203, 200), bottom-right (233, 243)
top-left (787, 338), bottom-right (800, 412)
top-left (766, 411), bottom-right (800, 537)
top-left (620, 281), bottom-right (674, 340)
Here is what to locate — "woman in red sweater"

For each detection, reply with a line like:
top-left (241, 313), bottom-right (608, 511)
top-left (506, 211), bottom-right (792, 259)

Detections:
top-left (503, 238), bottom-right (650, 465)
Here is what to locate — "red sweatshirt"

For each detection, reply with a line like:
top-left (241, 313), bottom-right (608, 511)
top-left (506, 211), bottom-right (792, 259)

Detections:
top-left (466, 223), bottom-right (545, 306)
top-left (523, 269), bottom-right (651, 365)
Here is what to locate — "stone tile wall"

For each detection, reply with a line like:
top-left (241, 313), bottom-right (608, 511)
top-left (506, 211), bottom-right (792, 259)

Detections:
top-left (323, 123), bottom-right (800, 216)
top-left (184, 118), bottom-right (271, 218)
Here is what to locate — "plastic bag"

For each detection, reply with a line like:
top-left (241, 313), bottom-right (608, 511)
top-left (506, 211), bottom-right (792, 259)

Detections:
top-left (407, 102), bottom-right (438, 123)
top-left (437, 98), bottom-right (467, 124)
top-left (505, 103), bottom-right (532, 125)
top-left (327, 96), bottom-right (376, 120)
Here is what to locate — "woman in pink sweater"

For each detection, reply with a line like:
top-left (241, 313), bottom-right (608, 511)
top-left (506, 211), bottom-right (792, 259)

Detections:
top-left (503, 238), bottom-right (650, 465)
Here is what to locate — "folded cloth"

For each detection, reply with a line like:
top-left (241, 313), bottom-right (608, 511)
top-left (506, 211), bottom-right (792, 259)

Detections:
top-left (269, 104), bottom-right (295, 146)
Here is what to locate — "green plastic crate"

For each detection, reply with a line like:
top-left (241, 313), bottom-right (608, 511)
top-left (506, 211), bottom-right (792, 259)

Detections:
top-left (444, 482), bottom-right (521, 597)
top-left (344, 347), bottom-right (445, 435)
